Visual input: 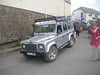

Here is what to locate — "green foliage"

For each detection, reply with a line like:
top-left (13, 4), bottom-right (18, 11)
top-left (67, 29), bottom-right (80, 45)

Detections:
top-left (12, 38), bottom-right (26, 48)
top-left (12, 41), bottom-right (20, 48)
top-left (21, 38), bottom-right (26, 41)
top-left (80, 30), bottom-right (82, 33)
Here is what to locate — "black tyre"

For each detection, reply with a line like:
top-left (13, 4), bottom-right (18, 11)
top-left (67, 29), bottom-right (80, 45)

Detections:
top-left (23, 53), bottom-right (32, 59)
top-left (68, 37), bottom-right (74, 48)
top-left (44, 46), bottom-right (58, 63)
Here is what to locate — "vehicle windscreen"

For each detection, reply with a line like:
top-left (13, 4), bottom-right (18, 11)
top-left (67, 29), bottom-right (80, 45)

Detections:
top-left (35, 24), bottom-right (55, 33)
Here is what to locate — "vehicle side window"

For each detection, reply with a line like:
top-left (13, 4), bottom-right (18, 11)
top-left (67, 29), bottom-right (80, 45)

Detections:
top-left (70, 22), bottom-right (73, 28)
top-left (68, 24), bottom-right (71, 29)
top-left (57, 25), bottom-right (62, 34)
top-left (68, 20), bottom-right (73, 29)
top-left (63, 24), bottom-right (67, 31)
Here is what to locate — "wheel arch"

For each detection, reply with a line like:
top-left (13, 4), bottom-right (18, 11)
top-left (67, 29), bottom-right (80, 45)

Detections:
top-left (68, 33), bottom-right (74, 40)
top-left (46, 42), bottom-right (57, 53)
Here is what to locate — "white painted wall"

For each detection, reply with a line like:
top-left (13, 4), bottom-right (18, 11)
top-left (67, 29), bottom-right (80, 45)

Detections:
top-left (65, 3), bottom-right (71, 16)
top-left (0, 0), bottom-right (71, 16)
top-left (98, 15), bottom-right (100, 18)
top-left (73, 9), bottom-right (85, 22)
top-left (86, 13), bottom-right (100, 23)
top-left (86, 13), bottom-right (93, 23)
top-left (73, 9), bottom-right (100, 23)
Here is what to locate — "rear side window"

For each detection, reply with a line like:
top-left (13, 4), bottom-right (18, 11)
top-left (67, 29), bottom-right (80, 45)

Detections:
top-left (70, 22), bottom-right (73, 28)
top-left (68, 24), bottom-right (70, 29)
top-left (68, 20), bottom-right (73, 29)
top-left (63, 24), bottom-right (67, 31)
top-left (57, 25), bottom-right (62, 33)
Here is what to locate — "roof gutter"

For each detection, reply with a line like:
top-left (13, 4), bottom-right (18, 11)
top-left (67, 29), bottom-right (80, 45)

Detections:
top-left (64, 0), bottom-right (71, 4)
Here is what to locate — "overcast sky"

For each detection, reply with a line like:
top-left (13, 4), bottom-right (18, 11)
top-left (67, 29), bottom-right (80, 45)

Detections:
top-left (71, 0), bottom-right (100, 13)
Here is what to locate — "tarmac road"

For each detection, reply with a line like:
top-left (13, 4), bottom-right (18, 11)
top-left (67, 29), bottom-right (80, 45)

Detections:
top-left (0, 32), bottom-right (100, 75)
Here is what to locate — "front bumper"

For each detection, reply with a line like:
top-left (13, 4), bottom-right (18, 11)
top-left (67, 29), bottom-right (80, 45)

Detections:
top-left (20, 49), bottom-right (45, 55)
top-left (20, 44), bottom-right (46, 55)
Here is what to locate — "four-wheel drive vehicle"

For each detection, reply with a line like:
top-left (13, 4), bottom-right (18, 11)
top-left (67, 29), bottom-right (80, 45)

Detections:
top-left (20, 16), bottom-right (76, 62)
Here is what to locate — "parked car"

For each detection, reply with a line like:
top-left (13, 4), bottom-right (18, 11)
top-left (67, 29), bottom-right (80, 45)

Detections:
top-left (20, 16), bottom-right (76, 62)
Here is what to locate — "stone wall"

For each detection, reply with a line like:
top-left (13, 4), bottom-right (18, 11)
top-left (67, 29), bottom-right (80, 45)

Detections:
top-left (0, 4), bottom-right (52, 44)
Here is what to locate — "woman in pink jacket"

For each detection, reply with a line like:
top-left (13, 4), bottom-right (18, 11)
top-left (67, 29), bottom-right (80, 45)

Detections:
top-left (90, 22), bottom-right (100, 62)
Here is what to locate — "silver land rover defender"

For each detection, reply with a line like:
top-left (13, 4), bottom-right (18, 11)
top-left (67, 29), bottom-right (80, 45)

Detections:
top-left (20, 16), bottom-right (76, 62)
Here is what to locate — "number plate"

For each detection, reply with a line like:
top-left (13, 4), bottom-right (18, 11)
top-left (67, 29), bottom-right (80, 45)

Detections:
top-left (27, 52), bottom-right (36, 56)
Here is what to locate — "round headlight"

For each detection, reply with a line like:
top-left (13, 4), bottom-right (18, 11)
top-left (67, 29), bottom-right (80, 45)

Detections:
top-left (39, 45), bottom-right (43, 49)
top-left (39, 44), bottom-right (44, 50)
top-left (23, 45), bottom-right (25, 48)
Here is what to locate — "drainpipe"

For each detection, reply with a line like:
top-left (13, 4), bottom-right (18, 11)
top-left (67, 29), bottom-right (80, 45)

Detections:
top-left (64, 0), bottom-right (65, 16)
top-left (45, 0), bottom-right (47, 18)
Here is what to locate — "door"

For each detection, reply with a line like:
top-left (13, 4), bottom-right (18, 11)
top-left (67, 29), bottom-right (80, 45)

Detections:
top-left (55, 25), bottom-right (65, 48)
top-left (62, 23), bottom-right (69, 43)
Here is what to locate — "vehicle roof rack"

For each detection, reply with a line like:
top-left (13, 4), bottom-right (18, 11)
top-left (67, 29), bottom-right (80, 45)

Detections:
top-left (35, 17), bottom-right (56, 22)
top-left (35, 16), bottom-right (72, 22)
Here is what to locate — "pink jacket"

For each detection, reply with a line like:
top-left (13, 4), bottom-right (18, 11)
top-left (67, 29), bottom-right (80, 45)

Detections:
top-left (90, 28), bottom-right (100, 46)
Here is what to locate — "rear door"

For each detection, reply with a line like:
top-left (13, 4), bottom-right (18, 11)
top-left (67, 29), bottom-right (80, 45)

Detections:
top-left (62, 23), bottom-right (69, 43)
top-left (55, 25), bottom-right (65, 48)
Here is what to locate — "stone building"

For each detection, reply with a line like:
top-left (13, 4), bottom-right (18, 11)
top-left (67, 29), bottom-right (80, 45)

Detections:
top-left (0, 0), bottom-right (71, 43)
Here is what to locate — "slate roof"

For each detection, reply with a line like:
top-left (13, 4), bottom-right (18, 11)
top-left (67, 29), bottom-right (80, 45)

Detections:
top-left (65, 0), bottom-right (71, 4)
top-left (75, 7), bottom-right (100, 15)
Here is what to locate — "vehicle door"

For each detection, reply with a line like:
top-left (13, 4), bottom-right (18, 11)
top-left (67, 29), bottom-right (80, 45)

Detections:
top-left (55, 24), bottom-right (65, 48)
top-left (62, 23), bottom-right (69, 43)
top-left (67, 19), bottom-right (74, 36)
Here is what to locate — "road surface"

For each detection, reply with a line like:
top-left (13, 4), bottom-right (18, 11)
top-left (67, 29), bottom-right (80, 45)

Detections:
top-left (0, 32), bottom-right (100, 75)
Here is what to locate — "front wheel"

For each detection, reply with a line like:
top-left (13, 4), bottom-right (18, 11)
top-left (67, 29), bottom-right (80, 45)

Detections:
top-left (44, 46), bottom-right (58, 63)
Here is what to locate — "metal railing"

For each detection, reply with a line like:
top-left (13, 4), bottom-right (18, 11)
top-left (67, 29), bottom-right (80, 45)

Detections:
top-left (0, 38), bottom-right (22, 46)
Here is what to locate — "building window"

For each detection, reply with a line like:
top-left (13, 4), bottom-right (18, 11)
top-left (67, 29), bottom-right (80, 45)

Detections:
top-left (89, 13), bottom-right (92, 16)
top-left (92, 17), bottom-right (95, 19)
top-left (81, 13), bottom-right (83, 18)
top-left (95, 15), bottom-right (98, 17)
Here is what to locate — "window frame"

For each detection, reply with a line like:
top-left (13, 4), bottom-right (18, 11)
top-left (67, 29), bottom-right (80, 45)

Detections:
top-left (81, 12), bottom-right (83, 18)
top-left (89, 13), bottom-right (92, 16)
top-left (57, 25), bottom-right (63, 35)
top-left (63, 23), bottom-right (67, 31)
top-left (95, 14), bottom-right (98, 17)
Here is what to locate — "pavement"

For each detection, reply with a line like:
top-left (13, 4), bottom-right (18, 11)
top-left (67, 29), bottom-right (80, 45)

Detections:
top-left (0, 32), bottom-right (100, 75)
top-left (0, 46), bottom-right (21, 57)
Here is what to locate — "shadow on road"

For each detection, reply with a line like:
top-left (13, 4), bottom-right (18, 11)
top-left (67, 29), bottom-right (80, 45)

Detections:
top-left (20, 46), bottom-right (70, 64)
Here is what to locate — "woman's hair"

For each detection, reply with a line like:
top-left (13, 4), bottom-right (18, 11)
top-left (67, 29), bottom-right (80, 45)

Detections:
top-left (91, 22), bottom-right (97, 26)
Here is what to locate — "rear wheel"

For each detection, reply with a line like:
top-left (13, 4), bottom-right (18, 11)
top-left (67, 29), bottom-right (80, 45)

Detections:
top-left (68, 37), bottom-right (74, 47)
top-left (44, 46), bottom-right (58, 63)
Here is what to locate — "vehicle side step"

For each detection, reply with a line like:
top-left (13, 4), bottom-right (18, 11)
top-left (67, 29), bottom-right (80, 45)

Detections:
top-left (58, 43), bottom-right (68, 50)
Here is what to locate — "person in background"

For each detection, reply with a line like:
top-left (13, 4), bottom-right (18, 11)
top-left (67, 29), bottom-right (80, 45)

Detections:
top-left (87, 22), bottom-right (92, 38)
top-left (84, 23), bottom-right (87, 31)
top-left (73, 21), bottom-right (76, 32)
top-left (76, 22), bottom-right (80, 36)
top-left (88, 25), bottom-right (92, 39)
top-left (90, 22), bottom-right (100, 62)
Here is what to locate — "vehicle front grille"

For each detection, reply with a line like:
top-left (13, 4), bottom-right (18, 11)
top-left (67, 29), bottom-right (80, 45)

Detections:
top-left (25, 44), bottom-right (37, 51)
